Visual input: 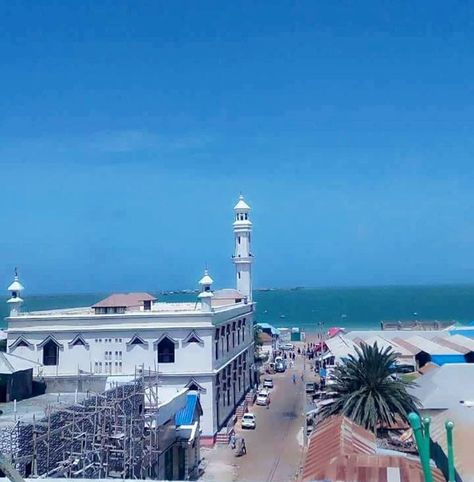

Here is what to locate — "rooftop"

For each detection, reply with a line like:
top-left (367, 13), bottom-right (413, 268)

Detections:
top-left (92, 292), bottom-right (157, 309)
top-left (0, 392), bottom-right (88, 427)
top-left (409, 363), bottom-right (474, 409)
top-left (10, 299), bottom-right (249, 318)
top-left (302, 415), bottom-right (445, 482)
top-left (0, 352), bottom-right (40, 374)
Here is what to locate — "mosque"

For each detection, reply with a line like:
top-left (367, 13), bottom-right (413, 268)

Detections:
top-left (5, 195), bottom-right (256, 444)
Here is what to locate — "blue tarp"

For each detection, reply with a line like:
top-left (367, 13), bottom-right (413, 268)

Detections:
top-left (175, 393), bottom-right (199, 426)
top-left (449, 328), bottom-right (474, 339)
top-left (431, 354), bottom-right (467, 366)
top-left (319, 368), bottom-right (327, 378)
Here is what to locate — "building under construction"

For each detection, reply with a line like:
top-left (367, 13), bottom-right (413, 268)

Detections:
top-left (0, 372), bottom-right (202, 480)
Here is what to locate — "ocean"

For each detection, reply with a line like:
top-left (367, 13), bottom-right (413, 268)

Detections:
top-left (1, 285), bottom-right (474, 331)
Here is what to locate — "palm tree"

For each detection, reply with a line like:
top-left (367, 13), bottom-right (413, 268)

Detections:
top-left (319, 342), bottom-right (419, 432)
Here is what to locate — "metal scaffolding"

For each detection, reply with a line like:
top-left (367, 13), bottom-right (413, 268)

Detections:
top-left (9, 367), bottom-right (163, 479)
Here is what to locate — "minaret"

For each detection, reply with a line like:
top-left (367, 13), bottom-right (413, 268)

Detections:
top-left (198, 269), bottom-right (214, 312)
top-left (7, 268), bottom-right (24, 316)
top-left (233, 195), bottom-right (253, 302)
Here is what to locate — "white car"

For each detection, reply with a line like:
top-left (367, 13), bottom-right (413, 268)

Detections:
top-left (281, 343), bottom-right (294, 350)
top-left (256, 390), bottom-right (270, 406)
top-left (263, 378), bottom-right (274, 389)
top-left (241, 413), bottom-right (256, 429)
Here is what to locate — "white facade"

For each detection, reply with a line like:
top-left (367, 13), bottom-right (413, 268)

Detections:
top-left (5, 196), bottom-right (256, 442)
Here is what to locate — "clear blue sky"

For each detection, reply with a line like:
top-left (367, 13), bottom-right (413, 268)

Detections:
top-left (1, 1), bottom-right (474, 294)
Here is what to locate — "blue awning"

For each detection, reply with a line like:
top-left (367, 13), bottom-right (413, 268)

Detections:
top-left (175, 393), bottom-right (202, 426)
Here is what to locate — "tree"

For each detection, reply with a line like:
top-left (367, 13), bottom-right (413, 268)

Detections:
top-left (319, 342), bottom-right (419, 432)
top-left (253, 325), bottom-right (263, 347)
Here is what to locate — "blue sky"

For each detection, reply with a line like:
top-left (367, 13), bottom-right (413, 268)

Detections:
top-left (1, 1), bottom-right (474, 293)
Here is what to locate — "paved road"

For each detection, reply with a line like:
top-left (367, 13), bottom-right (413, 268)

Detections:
top-left (232, 356), bottom-right (307, 482)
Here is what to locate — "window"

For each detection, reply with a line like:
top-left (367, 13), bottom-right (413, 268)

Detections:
top-left (128, 335), bottom-right (146, 346)
top-left (71, 337), bottom-right (86, 347)
top-left (144, 300), bottom-right (152, 311)
top-left (14, 339), bottom-right (30, 348)
top-left (43, 340), bottom-right (59, 366)
top-left (238, 236), bottom-right (241, 244)
top-left (238, 272), bottom-right (241, 279)
top-left (157, 337), bottom-right (175, 363)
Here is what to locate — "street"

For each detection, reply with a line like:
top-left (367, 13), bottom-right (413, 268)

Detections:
top-left (201, 352), bottom-right (311, 482)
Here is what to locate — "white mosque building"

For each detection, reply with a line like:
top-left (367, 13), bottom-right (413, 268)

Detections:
top-left (5, 195), bottom-right (255, 444)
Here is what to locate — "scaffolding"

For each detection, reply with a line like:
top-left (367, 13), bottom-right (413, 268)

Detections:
top-left (9, 366), bottom-right (163, 479)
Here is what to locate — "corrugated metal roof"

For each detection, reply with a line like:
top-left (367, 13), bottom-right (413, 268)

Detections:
top-left (0, 352), bottom-right (40, 375)
top-left (325, 336), bottom-right (359, 359)
top-left (359, 335), bottom-right (415, 357)
top-left (430, 406), bottom-right (474, 482)
top-left (302, 416), bottom-right (446, 482)
top-left (409, 363), bottom-right (474, 409)
top-left (306, 454), bottom-right (446, 482)
top-left (406, 335), bottom-right (463, 355)
top-left (175, 393), bottom-right (202, 426)
top-left (302, 416), bottom-right (376, 480)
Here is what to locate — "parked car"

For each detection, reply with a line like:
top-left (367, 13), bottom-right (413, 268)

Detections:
top-left (263, 377), bottom-right (274, 389)
top-left (305, 382), bottom-right (316, 393)
top-left (241, 413), bottom-right (256, 429)
top-left (275, 362), bottom-right (285, 373)
top-left (392, 364), bottom-right (415, 374)
top-left (256, 390), bottom-right (270, 406)
top-left (281, 343), bottom-right (294, 350)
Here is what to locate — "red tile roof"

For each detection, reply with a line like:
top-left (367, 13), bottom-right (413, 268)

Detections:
top-left (92, 292), bottom-right (156, 309)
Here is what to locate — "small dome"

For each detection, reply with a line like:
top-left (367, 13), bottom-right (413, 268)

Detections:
top-left (8, 278), bottom-right (24, 292)
top-left (198, 291), bottom-right (214, 299)
top-left (199, 270), bottom-right (214, 286)
top-left (7, 296), bottom-right (23, 304)
top-left (234, 195), bottom-right (251, 211)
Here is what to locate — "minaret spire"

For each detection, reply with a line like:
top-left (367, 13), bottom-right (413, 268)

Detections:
top-left (7, 268), bottom-right (25, 316)
top-left (198, 269), bottom-right (214, 312)
top-left (233, 194), bottom-right (253, 301)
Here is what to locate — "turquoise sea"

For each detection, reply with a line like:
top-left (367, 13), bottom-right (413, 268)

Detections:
top-left (2, 285), bottom-right (474, 331)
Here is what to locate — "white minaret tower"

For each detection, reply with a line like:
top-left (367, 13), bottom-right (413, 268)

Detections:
top-left (233, 195), bottom-right (253, 302)
top-left (198, 269), bottom-right (214, 312)
top-left (7, 268), bottom-right (24, 316)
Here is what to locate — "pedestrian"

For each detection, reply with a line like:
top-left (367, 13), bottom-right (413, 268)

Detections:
top-left (301, 372), bottom-right (304, 381)
top-left (266, 396), bottom-right (271, 409)
top-left (230, 432), bottom-right (236, 449)
top-left (241, 438), bottom-right (247, 454)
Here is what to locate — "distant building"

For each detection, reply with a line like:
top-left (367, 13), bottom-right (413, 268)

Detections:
top-left (5, 196), bottom-right (256, 444)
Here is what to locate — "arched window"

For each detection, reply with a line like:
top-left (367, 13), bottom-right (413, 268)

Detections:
top-left (158, 337), bottom-right (175, 363)
top-left (43, 340), bottom-right (59, 366)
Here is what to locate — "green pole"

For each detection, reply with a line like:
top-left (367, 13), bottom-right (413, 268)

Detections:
top-left (445, 420), bottom-right (455, 482)
top-left (409, 412), bottom-right (433, 482)
top-left (422, 416), bottom-right (431, 462)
